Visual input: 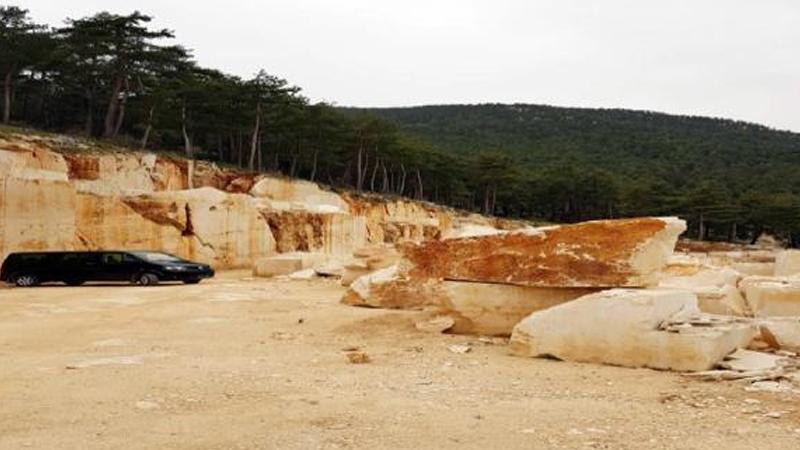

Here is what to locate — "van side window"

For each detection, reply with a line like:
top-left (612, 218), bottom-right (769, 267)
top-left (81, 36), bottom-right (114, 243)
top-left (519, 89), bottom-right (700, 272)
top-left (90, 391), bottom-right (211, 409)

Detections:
top-left (19, 254), bottom-right (46, 263)
top-left (103, 253), bottom-right (125, 265)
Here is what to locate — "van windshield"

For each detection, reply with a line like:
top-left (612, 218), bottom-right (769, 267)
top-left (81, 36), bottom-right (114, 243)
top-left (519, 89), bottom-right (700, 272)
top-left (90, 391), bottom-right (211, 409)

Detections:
top-left (131, 252), bottom-right (185, 263)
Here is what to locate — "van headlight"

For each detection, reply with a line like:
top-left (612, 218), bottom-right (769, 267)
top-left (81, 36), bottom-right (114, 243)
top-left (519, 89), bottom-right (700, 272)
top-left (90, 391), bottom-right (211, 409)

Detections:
top-left (165, 265), bottom-right (187, 271)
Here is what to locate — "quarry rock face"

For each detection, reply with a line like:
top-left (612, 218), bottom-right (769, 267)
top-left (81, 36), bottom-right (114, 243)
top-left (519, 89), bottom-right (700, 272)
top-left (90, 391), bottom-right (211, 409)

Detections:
top-left (77, 187), bottom-right (276, 267)
top-left (0, 144), bottom-right (77, 257)
top-left (0, 132), bottom-right (469, 268)
top-left (250, 176), bottom-right (349, 213)
top-left (400, 217), bottom-right (686, 288)
top-left (509, 289), bottom-right (755, 371)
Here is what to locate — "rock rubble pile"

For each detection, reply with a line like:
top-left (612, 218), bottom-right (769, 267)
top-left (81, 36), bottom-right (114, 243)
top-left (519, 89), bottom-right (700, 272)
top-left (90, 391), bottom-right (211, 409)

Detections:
top-left (339, 216), bottom-right (800, 387)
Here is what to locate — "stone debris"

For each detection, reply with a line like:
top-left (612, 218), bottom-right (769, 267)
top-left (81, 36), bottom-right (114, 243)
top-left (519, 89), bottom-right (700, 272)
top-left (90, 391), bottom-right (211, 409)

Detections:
top-left (447, 344), bottom-right (472, 354)
top-left (415, 316), bottom-right (456, 333)
top-left (509, 289), bottom-right (755, 371)
top-left (718, 349), bottom-right (788, 372)
top-left (313, 260), bottom-right (345, 278)
top-left (399, 217), bottom-right (686, 288)
top-left (288, 268), bottom-right (317, 280)
top-left (343, 350), bottom-right (371, 364)
top-left (685, 348), bottom-right (800, 384)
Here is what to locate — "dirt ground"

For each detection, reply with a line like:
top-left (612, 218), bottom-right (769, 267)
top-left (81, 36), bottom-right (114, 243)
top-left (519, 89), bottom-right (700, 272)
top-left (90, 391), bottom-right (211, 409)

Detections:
top-left (0, 272), bottom-right (798, 450)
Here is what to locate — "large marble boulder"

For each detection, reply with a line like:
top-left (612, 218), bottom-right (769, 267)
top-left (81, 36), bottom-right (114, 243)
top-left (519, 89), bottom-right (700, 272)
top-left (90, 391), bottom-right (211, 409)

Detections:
top-left (775, 250), bottom-right (800, 277)
top-left (739, 276), bottom-right (800, 317)
top-left (400, 217), bottom-right (686, 288)
top-left (509, 289), bottom-right (755, 371)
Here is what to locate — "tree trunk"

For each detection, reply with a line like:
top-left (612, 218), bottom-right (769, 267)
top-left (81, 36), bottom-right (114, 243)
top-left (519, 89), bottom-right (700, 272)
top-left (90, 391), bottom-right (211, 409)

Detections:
top-left (491, 184), bottom-right (497, 215)
top-left (289, 141), bottom-right (299, 177)
top-left (103, 74), bottom-right (125, 138)
top-left (698, 213), bottom-right (706, 241)
top-left (416, 168), bottom-right (424, 200)
top-left (3, 70), bottom-right (13, 124)
top-left (356, 139), bottom-right (364, 191)
top-left (310, 148), bottom-right (318, 182)
top-left (84, 90), bottom-right (93, 136)
top-left (398, 163), bottom-right (407, 195)
top-left (181, 103), bottom-right (194, 188)
top-left (248, 103), bottom-right (261, 170)
top-left (140, 107), bottom-right (154, 149)
top-left (229, 133), bottom-right (236, 166)
top-left (362, 148), bottom-right (370, 190)
top-left (112, 85), bottom-right (128, 138)
top-left (237, 130), bottom-right (243, 168)
top-left (370, 158), bottom-right (379, 192)
top-left (257, 134), bottom-right (263, 172)
top-left (381, 163), bottom-right (389, 193)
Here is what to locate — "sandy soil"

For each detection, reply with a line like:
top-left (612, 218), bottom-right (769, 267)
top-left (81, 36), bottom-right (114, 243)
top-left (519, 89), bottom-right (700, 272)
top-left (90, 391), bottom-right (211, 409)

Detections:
top-left (0, 272), bottom-right (798, 450)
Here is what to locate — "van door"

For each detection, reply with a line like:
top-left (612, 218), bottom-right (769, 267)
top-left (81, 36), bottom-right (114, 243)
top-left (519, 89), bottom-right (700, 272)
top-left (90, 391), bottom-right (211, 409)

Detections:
top-left (100, 252), bottom-right (141, 282)
top-left (56, 253), bottom-right (92, 283)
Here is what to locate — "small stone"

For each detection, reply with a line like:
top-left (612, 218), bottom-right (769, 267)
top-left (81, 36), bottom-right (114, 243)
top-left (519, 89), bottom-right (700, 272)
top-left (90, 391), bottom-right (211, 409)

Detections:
top-left (344, 350), bottom-right (370, 364)
top-left (415, 316), bottom-right (455, 333)
top-left (448, 344), bottom-right (472, 354)
top-left (135, 400), bottom-right (159, 410)
top-left (744, 398), bottom-right (761, 405)
top-left (764, 412), bottom-right (783, 419)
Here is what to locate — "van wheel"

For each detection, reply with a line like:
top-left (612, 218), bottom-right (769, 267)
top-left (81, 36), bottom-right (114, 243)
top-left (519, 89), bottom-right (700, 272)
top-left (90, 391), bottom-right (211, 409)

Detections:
top-left (14, 274), bottom-right (40, 287)
top-left (134, 273), bottom-right (159, 286)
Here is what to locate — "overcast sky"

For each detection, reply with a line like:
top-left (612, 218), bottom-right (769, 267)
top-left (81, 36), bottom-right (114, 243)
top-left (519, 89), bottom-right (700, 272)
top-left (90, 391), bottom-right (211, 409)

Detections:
top-left (21, 0), bottom-right (800, 131)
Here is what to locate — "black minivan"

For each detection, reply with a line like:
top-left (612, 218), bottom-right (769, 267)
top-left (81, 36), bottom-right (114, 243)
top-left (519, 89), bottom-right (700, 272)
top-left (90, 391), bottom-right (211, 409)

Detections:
top-left (0, 251), bottom-right (214, 287)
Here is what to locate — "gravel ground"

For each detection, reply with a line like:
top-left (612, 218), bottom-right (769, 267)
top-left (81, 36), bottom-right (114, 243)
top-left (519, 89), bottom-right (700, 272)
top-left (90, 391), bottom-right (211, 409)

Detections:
top-left (0, 272), bottom-right (798, 449)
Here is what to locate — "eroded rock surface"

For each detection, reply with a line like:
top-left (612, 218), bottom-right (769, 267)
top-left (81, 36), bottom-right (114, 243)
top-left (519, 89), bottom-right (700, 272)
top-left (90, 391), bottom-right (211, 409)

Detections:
top-left (0, 131), bottom-right (474, 268)
top-left (400, 217), bottom-right (686, 288)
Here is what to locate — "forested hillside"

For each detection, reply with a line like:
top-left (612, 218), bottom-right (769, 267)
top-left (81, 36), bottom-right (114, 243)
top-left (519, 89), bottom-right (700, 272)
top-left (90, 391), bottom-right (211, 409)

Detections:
top-left (345, 105), bottom-right (800, 245)
top-left (1, 6), bottom-right (798, 245)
